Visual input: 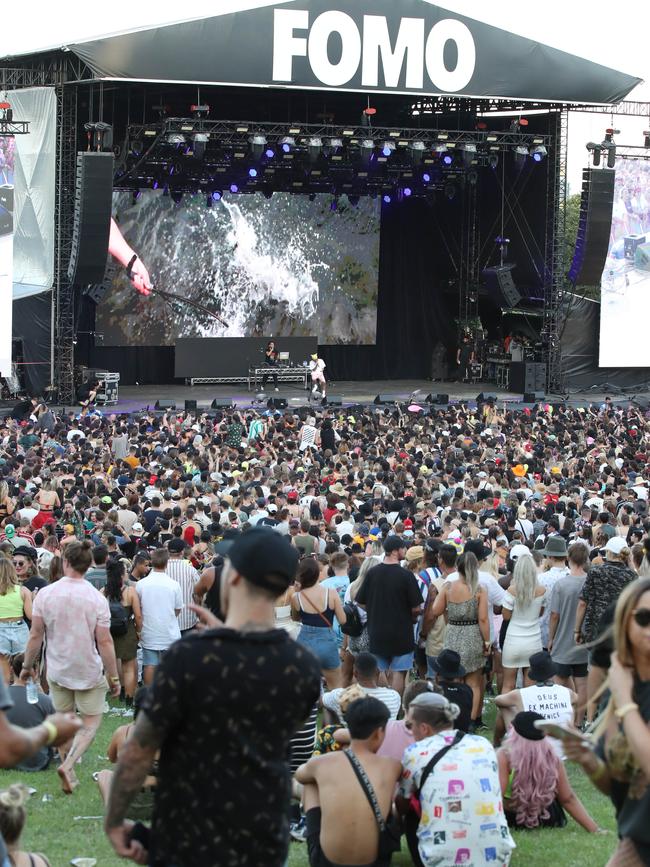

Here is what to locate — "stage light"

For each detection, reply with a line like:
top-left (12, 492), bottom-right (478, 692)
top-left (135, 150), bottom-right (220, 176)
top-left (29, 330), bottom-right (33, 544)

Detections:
top-left (265, 148), bottom-right (275, 159)
top-left (308, 137), bottom-right (323, 162)
top-left (249, 133), bottom-right (268, 160)
top-left (383, 193), bottom-right (392, 204)
top-left (360, 139), bottom-right (375, 164)
top-left (530, 145), bottom-right (547, 162)
top-left (587, 141), bottom-right (602, 167)
top-left (166, 133), bottom-right (185, 145)
top-left (488, 154), bottom-right (499, 170)
top-left (409, 141), bottom-right (426, 164)
top-left (192, 132), bottom-right (208, 159)
top-left (514, 145), bottom-right (529, 166)
top-left (280, 136), bottom-right (296, 153)
top-left (423, 172), bottom-right (431, 183)
top-left (249, 168), bottom-right (258, 178)
top-left (442, 154), bottom-right (453, 166)
top-left (230, 183), bottom-right (239, 193)
top-left (644, 130), bottom-right (650, 149)
top-left (444, 183), bottom-right (456, 201)
top-left (382, 142), bottom-right (395, 158)
top-left (212, 190), bottom-right (222, 201)
top-left (152, 180), bottom-right (160, 190)
top-left (460, 143), bottom-right (477, 166)
top-left (468, 170), bottom-right (478, 185)
top-left (325, 137), bottom-right (343, 156)
top-left (403, 187), bottom-right (412, 197)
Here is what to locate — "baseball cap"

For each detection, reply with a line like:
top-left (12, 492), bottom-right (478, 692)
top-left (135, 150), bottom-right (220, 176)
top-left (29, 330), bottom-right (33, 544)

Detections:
top-left (222, 527), bottom-right (299, 592)
top-left (604, 536), bottom-right (628, 555)
top-left (132, 522), bottom-right (144, 534)
top-left (16, 545), bottom-right (38, 562)
top-left (168, 538), bottom-right (186, 553)
top-left (383, 536), bottom-right (406, 554)
top-left (267, 504), bottom-right (278, 513)
top-left (509, 543), bottom-right (532, 562)
top-left (118, 497), bottom-right (129, 507)
top-left (101, 496), bottom-right (112, 505)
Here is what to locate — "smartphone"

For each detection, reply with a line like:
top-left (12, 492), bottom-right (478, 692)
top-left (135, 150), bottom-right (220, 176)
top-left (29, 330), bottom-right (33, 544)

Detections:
top-left (533, 720), bottom-right (591, 743)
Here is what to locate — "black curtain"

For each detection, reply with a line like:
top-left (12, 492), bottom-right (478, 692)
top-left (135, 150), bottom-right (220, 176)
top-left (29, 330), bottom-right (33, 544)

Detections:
top-left (13, 292), bottom-right (51, 395)
top-left (89, 346), bottom-right (177, 385)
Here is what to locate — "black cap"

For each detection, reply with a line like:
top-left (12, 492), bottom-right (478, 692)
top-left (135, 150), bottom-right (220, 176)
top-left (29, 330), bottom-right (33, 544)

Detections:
top-left (383, 535), bottom-right (406, 554)
top-left (16, 546), bottom-right (38, 562)
top-left (222, 527), bottom-right (299, 592)
top-left (463, 539), bottom-right (490, 561)
top-left (528, 650), bottom-right (558, 683)
top-left (512, 711), bottom-right (546, 741)
top-left (430, 649), bottom-right (466, 679)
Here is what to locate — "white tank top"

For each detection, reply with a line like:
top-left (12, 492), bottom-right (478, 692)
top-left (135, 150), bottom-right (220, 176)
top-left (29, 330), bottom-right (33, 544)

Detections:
top-left (520, 683), bottom-right (573, 758)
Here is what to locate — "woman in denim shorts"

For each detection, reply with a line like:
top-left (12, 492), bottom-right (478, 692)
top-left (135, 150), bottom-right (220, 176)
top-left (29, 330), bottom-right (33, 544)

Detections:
top-left (0, 559), bottom-right (32, 683)
top-left (291, 557), bottom-right (347, 690)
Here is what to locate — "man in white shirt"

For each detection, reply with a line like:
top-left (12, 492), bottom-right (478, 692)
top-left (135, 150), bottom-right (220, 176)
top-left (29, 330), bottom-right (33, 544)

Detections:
top-left (540, 536), bottom-right (569, 649)
top-left (136, 547), bottom-right (182, 684)
top-left (15, 494), bottom-right (39, 525)
top-left (116, 497), bottom-right (137, 534)
top-left (322, 653), bottom-right (401, 722)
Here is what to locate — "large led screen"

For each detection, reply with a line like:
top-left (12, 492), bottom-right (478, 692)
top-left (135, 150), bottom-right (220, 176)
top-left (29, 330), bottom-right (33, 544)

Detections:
top-left (97, 191), bottom-right (380, 346)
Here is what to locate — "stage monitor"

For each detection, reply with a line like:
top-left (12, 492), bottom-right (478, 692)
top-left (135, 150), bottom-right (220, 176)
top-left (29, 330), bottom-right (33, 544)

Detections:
top-left (0, 137), bottom-right (14, 377)
top-left (97, 191), bottom-right (380, 346)
top-left (599, 158), bottom-right (650, 367)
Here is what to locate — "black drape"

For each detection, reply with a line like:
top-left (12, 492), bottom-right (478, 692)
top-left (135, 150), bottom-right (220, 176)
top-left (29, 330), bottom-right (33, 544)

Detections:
top-left (13, 292), bottom-right (51, 395)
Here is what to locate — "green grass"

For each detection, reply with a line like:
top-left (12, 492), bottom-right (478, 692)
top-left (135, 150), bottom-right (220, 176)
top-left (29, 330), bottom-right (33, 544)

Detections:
top-left (0, 699), bottom-right (618, 867)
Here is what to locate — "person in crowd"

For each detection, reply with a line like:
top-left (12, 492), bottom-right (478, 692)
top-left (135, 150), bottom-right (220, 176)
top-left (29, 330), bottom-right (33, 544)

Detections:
top-left (20, 540), bottom-right (120, 793)
top-left (294, 696), bottom-right (401, 867)
top-left (164, 538), bottom-right (199, 635)
top-left (497, 711), bottom-right (598, 832)
top-left (548, 541), bottom-right (590, 725)
top-left (429, 552), bottom-right (489, 728)
top-left (421, 543), bottom-right (456, 676)
top-left (5, 653), bottom-right (55, 772)
top-left (13, 549), bottom-right (46, 596)
top-left (428, 649), bottom-right (473, 733)
top-left (539, 535), bottom-right (569, 650)
top-left (85, 544), bottom-right (109, 589)
top-left (291, 555), bottom-right (347, 690)
top-left (322, 652), bottom-right (401, 723)
top-left (104, 527), bottom-right (321, 867)
top-left (104, 558), bottom-right (142, 710)
top-left (135, 547), bottom-right (182, 685)
top-left (0, 559), bottom-right (32, 683)
top-left (501, 552), bottom-right (546, 693)
top-left (565, 577), bottom-right (650, 864)
top-left (356, 537), bottom-right (423, 696)
top-left (397, 691), bottom-right (515, 867)
top-left (0, 784), bottom-right (52, 867)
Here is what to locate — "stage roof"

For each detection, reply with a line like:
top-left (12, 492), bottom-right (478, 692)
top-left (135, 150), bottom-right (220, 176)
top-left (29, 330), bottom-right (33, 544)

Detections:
top-left (2, 0), bottom-right (642, 105)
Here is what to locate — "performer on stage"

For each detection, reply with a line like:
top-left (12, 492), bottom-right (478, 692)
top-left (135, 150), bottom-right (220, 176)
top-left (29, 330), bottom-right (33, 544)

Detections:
top-left (456, 333), bottom-right (475, 382)
top-left (77, 378), bottom-right (102, 416)
top-left (262, 340), bottom-right (279, 391)
top-left (309, 353), bottom-right (327, 397)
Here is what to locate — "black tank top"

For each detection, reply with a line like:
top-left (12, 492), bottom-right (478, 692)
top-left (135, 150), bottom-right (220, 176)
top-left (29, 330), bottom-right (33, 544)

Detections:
top-left (205, 564), bottom-right (225, 620)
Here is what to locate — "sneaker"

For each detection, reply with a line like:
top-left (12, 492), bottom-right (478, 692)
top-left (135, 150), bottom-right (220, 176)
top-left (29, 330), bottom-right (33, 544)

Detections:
top-left (289, 816), bottom-right (307, 842)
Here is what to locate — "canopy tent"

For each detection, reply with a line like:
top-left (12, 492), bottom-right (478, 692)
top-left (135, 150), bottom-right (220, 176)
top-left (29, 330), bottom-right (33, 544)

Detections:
top-left (13, 0), bottom-right (643, 104)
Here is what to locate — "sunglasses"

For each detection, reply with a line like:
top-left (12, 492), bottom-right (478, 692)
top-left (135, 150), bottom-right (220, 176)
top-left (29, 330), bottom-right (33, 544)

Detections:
top-left (632, 608), bottom-right (650, 628)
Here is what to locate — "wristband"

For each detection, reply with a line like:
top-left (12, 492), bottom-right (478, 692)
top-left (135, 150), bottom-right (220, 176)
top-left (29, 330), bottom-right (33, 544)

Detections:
top-left (43, 720), bottom-right (58, 746)
top-left (126, 254), bottom-right (138, 278)
top-left (108, 675), bottom-right (120, 684)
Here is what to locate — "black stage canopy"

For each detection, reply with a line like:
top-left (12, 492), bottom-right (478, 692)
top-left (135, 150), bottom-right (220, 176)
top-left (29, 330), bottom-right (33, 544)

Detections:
top-left (61, 1), bottom-right (640, 104)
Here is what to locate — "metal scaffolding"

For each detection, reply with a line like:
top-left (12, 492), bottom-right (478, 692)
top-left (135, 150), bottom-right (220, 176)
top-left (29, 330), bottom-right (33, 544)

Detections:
top-left (543, 108), bottom-right (569, 393)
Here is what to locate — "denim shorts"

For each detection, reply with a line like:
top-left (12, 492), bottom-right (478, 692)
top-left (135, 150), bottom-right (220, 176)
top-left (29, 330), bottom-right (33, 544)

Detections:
top-left (297, 624), bottom-right (340, 671)
top-left (375, 651), bottom-right (414, 673)
top-left (0, 620), bottom-right (29, 655)
top-left (141, 647), bottom-right (167, 667)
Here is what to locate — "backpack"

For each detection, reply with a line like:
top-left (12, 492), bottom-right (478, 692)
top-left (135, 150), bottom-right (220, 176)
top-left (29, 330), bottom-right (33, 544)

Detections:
top-left (109, 599), bottom-right (129, 637)
top-left (340, 601), bottom-right (364, 637)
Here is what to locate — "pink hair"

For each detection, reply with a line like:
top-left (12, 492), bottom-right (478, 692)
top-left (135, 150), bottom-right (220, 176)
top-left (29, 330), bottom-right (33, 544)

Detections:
top-left (507, 729), bottom-right (559, 828)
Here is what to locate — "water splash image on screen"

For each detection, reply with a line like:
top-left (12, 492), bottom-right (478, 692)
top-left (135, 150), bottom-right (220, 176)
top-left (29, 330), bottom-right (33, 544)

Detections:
top-left (99, 190), bottom-right (380, 346)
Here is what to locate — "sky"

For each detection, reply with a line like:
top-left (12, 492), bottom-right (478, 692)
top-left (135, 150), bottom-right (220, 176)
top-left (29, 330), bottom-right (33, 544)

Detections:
top-left (1, 0), bottom-right (649, 192)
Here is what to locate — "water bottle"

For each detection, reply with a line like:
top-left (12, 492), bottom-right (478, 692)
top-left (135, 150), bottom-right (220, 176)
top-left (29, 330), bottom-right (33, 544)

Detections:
top-left (26, 678), bottom-right (39, 705)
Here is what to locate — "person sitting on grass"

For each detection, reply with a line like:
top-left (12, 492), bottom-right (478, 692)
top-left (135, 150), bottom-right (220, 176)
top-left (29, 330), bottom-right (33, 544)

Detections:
top-left (497, 711), bottom-right (599, 832)
top-left (94, 686), bottom-right (157, 821)
top-left (4, 653), bottom-right (55, 772)
top-left (295, 696), bottom-right (401, 867)
top-left (0, 783), bottom-right (52, 867)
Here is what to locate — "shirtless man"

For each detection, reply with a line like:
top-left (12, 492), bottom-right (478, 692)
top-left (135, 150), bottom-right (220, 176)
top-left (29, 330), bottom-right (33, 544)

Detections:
top-left (295, 696), bottom-right (401, 867)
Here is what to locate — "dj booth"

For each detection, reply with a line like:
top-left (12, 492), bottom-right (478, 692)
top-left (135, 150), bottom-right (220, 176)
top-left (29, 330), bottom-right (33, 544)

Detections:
top-left (247, 366), bottom-right (309, 390)
top-left (175, 337), bottom-right (318, 385)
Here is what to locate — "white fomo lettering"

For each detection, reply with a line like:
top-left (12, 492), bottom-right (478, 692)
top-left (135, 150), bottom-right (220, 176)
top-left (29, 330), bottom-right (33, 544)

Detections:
top-left (272, 9), bottom-right (476, 93)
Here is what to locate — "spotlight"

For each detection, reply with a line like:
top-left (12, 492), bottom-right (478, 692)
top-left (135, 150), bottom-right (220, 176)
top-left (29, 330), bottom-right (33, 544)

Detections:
top-left (488, 154), bottom-right (499, 170)
top-left (230, 183), bottom-right (239, 194)
top-left (382, 142), bottom-right (395, 158)
top-left (587, 142), bottom-right (601, 167)
top-left (192, 132), bottom-right (208, 159)
top-left (360, 139), bottom-right (375, 164)
top-left (530, 145), bottom-right (547, 162)
top-left (265, 148), bottom-right (275, 159)
top-left (280, 136), bottom-right (296, 153)
top-left (403, 187), bottom-right (412, 197)
top-left (409, 141), bottom-right (426, 164)
top-left (325, 137), bottom-right (343, 156)
top-left (601, 128), bottom-right (619, 168)
top-left (249, 133), bottom-right (267, 160)
top-left (442, 154), bottom-right (453, 166)
top-left (249, 168), bottom-right (258, 178)
top-left (383, 193), bottom-right (392, 204)
top-left (166, 133), bottom-right (185, 145)
top-left (212, 190), bottom-right (222, 202)
top-left (644, 130), bottom-right (650, 149)
top-left (152, 180), bottom-right (160, 190)
top-left (444, 183), bottom-right (456, 201)
top-left (514, 145), bottom-right (529, 166)
top-left (460, 143), bottom-right (477, 166)
top-left (422, 172), bottom-right (431, 183)
top-left (307, 137), bottom-right (323, 162)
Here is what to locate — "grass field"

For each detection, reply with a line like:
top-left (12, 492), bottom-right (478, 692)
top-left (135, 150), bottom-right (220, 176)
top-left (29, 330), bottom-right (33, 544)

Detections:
top-left (0, 699), bottom-right (618, 867)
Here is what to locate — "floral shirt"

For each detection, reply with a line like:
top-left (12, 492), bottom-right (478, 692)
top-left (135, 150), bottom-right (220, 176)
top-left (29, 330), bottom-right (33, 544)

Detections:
top-left (579, 561), bottom-right (636, 642)
top-left (398, 731), bottom-right (515, 867)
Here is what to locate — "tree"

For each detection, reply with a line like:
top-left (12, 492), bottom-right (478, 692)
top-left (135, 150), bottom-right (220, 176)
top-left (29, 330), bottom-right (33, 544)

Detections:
top-left (562, 192), bottom-right (600, 301)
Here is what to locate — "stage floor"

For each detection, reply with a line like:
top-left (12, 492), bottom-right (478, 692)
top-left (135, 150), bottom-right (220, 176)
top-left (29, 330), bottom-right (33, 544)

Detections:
top-left (97, 379), bottom-right (624, 414)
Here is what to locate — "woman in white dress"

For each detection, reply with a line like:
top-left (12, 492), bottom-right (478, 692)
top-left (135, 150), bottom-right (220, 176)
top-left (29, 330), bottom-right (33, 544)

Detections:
top-left (501, 554), bottom-right (546, 692)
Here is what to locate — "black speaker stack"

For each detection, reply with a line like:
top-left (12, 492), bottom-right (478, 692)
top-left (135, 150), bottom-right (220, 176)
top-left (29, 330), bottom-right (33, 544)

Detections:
top-left (68, 152), bottom-right (114, 286)
top-left (568, 168), bottom-right (616, 286)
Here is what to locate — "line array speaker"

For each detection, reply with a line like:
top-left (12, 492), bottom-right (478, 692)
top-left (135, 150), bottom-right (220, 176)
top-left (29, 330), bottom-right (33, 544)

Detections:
top-left (568, 168), bottom-right (616, 286)
top-left (482, 264), bottom-right (522, 308)
top-left (68, 152), bottom-right (114, 286)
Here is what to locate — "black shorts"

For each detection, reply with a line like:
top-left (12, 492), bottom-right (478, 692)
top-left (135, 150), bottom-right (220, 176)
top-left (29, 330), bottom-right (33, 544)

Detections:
top-left (306, 808), bottom-right (378, 867)
top-left (555, 662), bottom-right (588, 678)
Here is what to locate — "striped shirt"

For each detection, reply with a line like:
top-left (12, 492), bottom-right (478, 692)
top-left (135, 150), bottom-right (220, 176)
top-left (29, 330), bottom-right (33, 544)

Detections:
top-left (165, 557), bottom-right (200, 631)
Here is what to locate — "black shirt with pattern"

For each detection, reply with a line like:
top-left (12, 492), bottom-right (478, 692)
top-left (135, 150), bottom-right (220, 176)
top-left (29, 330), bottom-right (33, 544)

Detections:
top-left (142, 627), bottom-right (321, 867)
top-left (579, 560), bottom-right (637, 643)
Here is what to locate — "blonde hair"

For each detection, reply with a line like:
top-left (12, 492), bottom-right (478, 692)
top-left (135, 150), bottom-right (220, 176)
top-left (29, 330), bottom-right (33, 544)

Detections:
top-left (0, 558), bottom-right (18, 596)
top-left (339, 684), bottom-right (367, 714)
top-left (511, 556), bottom-right (540, 609)
top-left (457, 552), bottom-right (479, 595)
top-left (348, 555), bottom-right (381, 601)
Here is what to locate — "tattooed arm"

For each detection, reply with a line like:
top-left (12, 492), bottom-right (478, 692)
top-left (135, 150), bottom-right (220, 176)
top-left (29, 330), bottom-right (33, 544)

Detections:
top-left (105, 711), bottom-right (163, 863)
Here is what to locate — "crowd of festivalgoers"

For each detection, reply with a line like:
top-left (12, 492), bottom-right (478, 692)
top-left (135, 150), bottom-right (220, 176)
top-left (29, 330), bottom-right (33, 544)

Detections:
top-left (0, 397), bottom-right (649, 866)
